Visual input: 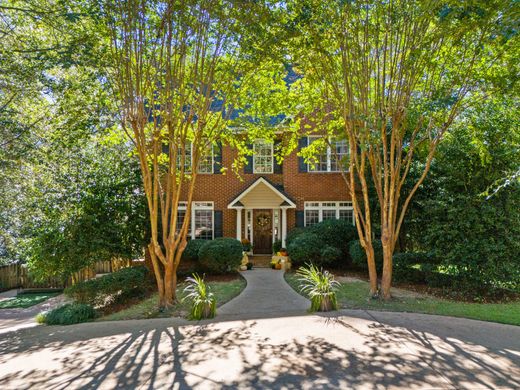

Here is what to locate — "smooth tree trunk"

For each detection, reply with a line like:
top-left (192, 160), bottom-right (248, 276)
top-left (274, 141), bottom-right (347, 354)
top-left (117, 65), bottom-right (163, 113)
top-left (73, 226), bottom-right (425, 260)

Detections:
top-left (380, 238), bottom-right (394, 300)
top-left (364, 243), bottom-right (379, 297)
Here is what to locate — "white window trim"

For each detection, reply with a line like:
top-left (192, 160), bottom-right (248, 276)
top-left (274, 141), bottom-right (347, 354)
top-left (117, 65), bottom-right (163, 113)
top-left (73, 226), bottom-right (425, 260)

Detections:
top-left (253, 139), bottom-right (274, 174)
top-left (307, 136), bottom-right (348, 173)
top-left (304, 201), bottom-right (354, 226)
top-left (191, 201), bottom-right (214, 240)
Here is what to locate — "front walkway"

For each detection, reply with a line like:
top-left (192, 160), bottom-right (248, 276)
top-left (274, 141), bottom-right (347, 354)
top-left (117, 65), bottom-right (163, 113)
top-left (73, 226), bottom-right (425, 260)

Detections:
top-left (218, 268), bottom-right (309, 319)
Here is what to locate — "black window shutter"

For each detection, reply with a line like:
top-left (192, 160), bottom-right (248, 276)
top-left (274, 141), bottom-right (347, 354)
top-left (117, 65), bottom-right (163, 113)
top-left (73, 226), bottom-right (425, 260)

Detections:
top-left (244, 143), bottom-right (253, 174)
top-left (214, 210), bottom-right (223, 238)
top-left (213, 142), bottom-right (223, 174)
top-left (298, 137), bottom-right (308, 173)
top-left (273, 139), bottom-right (283, 174)
top-left (296, 210), bottom-right (305, 228)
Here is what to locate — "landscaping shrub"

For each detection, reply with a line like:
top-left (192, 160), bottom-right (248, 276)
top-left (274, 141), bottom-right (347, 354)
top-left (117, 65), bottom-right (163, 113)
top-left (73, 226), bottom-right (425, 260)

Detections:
top-left (425, 271), bottom-right (457, 289)
top-left (198, 238), bottom-right (243, 274)
top-left (181, 239), bottom-right (207, 262)
top-left (393, 266), bottom-right (427, 284)
top-left (285, 227), bottom-right (306, 248)
top-left (320, 245), bottom-right (342, 265)
top-left (64, 266), bottom-right (150, 308)
top-left (287, 233), bottom-right (323, 266)
top-left (348, 239), bottom-right (383, 272)
top-left (392, 252), bottom-right (438, 268)
top-left (37, 303), bottom-right (97, 325)
top-left (309, 219), bottom-right (358, 260)
top-left (272, 239), bottom-right (282, 254)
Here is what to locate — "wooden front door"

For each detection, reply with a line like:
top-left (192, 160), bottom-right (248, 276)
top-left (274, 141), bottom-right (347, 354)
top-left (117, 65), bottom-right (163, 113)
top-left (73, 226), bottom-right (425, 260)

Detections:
top-left (253, 209), bottom-right (272, 254)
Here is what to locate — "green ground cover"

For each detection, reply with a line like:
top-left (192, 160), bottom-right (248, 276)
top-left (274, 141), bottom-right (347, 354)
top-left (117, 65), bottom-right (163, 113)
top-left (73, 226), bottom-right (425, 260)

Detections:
top-left (285, 272), bottom-right (520, 326)
top-left (0, 292), bottom-right (60, 309)
top-left (100, 277), bottom-right (246, 321)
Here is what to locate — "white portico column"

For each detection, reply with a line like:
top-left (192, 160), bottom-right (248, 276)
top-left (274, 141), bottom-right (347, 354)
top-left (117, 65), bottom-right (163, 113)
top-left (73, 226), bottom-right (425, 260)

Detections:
top-left (281, 207), bottom-right (288, 247)
top-left (236, 207), bottom-right (243, 240)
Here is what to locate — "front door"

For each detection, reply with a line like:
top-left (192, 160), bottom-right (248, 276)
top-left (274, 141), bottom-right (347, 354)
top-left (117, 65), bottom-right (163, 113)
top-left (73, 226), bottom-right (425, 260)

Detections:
top-left (253, 209), bottom-right (272, 254)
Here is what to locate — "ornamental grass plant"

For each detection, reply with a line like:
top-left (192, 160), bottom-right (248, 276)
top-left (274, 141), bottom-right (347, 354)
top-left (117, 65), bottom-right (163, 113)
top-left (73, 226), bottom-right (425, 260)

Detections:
top-left (296, 263), bottom-right (340, 312)
top-left (182, 274), bottom-right (216, 320)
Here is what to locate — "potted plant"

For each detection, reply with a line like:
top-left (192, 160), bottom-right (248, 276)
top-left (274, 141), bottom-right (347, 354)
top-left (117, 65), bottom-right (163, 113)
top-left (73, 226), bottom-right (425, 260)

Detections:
top-left (296, 263), bottom-right (340, 312)
top-left (246, 262), bottom-right (253, 270)
top-left (182, 274), bottom-right (216, 320)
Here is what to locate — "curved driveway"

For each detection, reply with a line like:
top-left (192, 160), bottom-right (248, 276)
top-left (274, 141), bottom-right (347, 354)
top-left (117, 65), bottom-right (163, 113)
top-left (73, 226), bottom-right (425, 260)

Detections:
top-left (0, 271), bottom-right (519, 389)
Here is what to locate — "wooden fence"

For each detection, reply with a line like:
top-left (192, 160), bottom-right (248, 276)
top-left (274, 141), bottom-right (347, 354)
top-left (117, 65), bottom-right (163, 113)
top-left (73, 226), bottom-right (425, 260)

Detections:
top-left (0, 258), bottom-right (140, 291)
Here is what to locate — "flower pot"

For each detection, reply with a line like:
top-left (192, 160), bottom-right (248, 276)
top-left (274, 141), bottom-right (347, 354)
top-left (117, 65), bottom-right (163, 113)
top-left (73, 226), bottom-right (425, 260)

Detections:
top-left (318, 296), bottom-right (335, 312)
top-left (201, 303), bottom-right (214, 319)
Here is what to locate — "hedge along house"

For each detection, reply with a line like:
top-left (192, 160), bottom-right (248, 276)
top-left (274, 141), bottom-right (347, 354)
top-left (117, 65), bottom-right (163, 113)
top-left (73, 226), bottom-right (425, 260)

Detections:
top-left (176, 134), bottom-right (354, 255)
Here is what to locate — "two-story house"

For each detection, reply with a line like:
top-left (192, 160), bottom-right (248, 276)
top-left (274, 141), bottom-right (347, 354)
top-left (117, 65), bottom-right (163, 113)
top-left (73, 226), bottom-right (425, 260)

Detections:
top-left (178, 135), bottom-right (354, 255)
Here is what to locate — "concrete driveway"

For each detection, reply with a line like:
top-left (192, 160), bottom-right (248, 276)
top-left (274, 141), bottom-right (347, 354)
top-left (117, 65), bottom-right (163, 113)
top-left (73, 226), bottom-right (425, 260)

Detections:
top-left (0, 310), bottom-right (519, 389)
top-left (0, 291), bottom-right (66, 335)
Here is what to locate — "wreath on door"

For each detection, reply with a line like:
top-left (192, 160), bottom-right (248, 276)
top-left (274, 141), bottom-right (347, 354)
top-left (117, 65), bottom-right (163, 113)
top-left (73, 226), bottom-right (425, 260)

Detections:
top-left (256, 214), bottom-right (270, 228)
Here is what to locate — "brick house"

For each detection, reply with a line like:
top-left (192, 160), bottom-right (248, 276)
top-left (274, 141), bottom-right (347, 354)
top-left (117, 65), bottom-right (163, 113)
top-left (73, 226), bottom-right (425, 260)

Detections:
top-left (179, 135), bottom-right (354, 255)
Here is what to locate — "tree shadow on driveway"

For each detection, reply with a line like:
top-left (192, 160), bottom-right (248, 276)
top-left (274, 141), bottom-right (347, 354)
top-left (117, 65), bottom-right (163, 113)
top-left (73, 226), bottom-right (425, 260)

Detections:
top-left (0, 311), bottom-right (519, 389)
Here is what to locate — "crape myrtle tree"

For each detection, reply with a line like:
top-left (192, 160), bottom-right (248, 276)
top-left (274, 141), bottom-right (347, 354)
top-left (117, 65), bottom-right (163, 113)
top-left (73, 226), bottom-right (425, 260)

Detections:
top-left (287, 0), bottom-right (517, 298)
top-left (105, 0), bottom-right (280, 307)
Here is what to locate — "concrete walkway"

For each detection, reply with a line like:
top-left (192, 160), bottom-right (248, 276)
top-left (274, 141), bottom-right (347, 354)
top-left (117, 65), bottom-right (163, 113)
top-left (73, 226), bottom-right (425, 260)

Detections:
top-left (218, 269), bottom-right (309, 319)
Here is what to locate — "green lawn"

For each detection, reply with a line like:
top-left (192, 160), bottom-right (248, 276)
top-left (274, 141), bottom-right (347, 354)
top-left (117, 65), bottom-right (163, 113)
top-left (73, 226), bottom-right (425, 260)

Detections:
top-left (100, 277), bottom-right (246, 321)
top-left (285, 272), bottom-right (520, 326)
top-left (0, 292), bottom-right (60, 309)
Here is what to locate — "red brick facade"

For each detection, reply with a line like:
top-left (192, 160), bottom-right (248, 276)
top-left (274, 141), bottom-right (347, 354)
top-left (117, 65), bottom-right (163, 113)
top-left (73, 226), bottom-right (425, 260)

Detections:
top-left (187, 140), bottom-right (351, 244)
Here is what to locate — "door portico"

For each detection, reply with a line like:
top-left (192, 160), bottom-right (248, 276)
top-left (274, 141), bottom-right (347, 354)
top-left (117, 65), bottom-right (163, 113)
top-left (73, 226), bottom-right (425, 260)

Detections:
top-left (228, 177), bottom-right (296, 253)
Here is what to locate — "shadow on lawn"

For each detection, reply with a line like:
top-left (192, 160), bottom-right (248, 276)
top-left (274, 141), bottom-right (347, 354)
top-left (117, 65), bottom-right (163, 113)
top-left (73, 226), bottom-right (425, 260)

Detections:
top-left (0, 311), bottom-right (519, 389)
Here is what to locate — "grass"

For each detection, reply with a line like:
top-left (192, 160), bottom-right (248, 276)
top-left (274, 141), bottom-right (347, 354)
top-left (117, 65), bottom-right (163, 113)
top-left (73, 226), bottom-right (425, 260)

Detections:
top-left (0, 292), bottom-right (60, 309)
top-left (285, 272), bottom-right (520, 326)
top-left (99, 276), bottom-right (246, 321)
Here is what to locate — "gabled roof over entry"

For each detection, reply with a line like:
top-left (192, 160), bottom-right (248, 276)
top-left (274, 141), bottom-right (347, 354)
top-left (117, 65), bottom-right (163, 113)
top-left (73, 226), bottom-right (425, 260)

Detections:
top-left (227, 177), bottom-right (296, 209)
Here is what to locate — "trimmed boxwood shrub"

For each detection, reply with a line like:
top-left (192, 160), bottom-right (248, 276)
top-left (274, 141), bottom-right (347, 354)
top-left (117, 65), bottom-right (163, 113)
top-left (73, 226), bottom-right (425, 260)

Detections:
top-left (37, 303), bottom-right (97, 325)
top-left (287, 233), bottom-right (323, 266)
top-left (349, 239), bottom-right (383, 272)
top-left (65, 266), bottom-right (150, 308)
top-left (320, 245), bottom-right (343, 264)
top-left (198, 238), bottom-right (243, 274)
top-left (286, 227), bottom-right (306, 248)
top-left (310, 219), bottom-right (358, 259)
top-left (182, 239), bottom-right (207, 262)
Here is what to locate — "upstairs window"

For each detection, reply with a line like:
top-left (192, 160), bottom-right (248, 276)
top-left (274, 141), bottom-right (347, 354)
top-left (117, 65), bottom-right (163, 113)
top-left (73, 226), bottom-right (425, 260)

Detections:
top-left (176, 143), bottom-right (192, 173)
top-left (308, 136), bottom-right (348, 172)
top-left (197, 145), bottom-right (214, 174)
top-left (304, 201), bottom-right (354, 226)
top-left (253, 140), bottom-right (274, 174)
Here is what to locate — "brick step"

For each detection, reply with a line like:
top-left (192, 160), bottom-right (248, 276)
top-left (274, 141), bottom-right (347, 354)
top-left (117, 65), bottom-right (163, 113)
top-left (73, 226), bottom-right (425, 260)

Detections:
top-left (251, 255), bottom-right (272, 268)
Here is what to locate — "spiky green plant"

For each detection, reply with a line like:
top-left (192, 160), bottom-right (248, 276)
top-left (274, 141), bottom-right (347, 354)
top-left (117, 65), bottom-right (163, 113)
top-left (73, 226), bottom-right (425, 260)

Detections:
top-left (296, 263), bottom-right (340, 312)
top-left (182, 274), bottom-right (216, 320)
